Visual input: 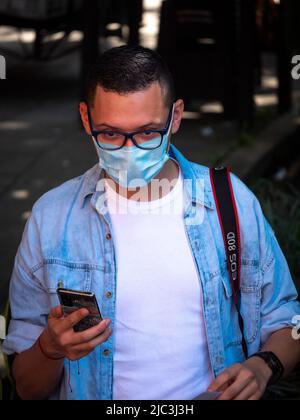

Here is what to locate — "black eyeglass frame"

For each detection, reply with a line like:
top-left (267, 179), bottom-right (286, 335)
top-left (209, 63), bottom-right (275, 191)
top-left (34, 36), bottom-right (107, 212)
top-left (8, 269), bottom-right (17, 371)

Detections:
top-left (87, 105), bottom-right (174, 151)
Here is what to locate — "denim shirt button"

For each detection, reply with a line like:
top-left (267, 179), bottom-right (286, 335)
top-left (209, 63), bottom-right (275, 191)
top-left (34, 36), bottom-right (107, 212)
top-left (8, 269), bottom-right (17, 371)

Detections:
top-left (105, 291), bottom-right (112, 299)
top-left (103, 349), bottom-right (110, 356)
top-left (106, 233), bottom-right (112, 240)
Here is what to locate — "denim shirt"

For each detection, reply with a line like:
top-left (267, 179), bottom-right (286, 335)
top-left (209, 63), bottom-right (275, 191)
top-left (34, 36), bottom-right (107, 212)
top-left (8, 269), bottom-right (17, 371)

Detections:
top-left (4, 145), bottom-right (300, 400)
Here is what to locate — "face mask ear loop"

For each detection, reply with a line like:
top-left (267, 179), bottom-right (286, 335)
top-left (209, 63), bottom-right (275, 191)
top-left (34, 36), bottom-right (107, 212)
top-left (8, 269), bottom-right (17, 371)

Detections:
top-left (166, 103), bottom-right (176, 154)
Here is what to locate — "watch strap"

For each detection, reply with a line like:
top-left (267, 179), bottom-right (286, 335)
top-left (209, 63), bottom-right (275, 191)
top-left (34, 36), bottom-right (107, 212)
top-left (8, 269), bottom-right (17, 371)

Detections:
top-left (249, 351), bottom-right (284, 386)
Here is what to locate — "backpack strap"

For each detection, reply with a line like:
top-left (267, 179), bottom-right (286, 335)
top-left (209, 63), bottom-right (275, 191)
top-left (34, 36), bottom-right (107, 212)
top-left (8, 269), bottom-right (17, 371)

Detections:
top-left (210, 167), bottom-right (248, 359)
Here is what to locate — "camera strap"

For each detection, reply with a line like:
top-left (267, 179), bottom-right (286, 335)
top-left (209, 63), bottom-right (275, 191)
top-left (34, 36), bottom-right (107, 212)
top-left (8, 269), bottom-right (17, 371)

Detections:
top-left (210, 167), bottom-right (248, 359)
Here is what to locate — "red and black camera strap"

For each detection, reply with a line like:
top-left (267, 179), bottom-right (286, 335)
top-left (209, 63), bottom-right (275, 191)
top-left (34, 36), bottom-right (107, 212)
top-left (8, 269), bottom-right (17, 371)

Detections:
top-left (210, 167), bottom-right (248, 359)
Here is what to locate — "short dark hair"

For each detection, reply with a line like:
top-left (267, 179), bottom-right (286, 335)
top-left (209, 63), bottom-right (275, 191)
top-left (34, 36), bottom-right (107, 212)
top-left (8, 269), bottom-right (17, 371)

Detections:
top-left (85, 45), bottom-right (175, 108)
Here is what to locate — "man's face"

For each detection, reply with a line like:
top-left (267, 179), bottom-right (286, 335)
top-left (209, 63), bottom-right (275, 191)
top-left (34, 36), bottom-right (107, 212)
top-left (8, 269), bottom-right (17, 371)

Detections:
top-left (80, 82), bottom-right (184, 145)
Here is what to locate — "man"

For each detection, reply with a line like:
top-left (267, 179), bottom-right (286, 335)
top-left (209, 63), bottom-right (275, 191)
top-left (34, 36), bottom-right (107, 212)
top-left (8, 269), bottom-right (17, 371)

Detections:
top-left (3, 45), bottom-right (300, 400)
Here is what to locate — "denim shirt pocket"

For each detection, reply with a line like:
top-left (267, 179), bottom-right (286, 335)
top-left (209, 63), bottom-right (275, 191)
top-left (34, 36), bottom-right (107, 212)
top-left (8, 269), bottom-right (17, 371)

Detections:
top-left (220, 259), bottom-right (261, 347)
top-left (37, 259), bottom-right (94, 308)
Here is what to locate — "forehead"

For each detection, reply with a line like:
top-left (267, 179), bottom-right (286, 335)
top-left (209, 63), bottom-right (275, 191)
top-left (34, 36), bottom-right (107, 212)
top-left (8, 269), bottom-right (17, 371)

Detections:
top-left (91, 82), bottom-right (168, 127)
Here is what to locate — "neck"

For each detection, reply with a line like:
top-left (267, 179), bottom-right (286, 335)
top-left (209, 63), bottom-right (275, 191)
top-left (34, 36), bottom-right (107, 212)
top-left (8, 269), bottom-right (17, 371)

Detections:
top-left (106, 159), bottom-right (180, 201)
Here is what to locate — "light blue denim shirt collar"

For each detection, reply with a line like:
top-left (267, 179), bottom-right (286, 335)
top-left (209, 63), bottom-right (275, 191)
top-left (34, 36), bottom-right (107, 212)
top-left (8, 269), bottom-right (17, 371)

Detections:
top-left (79, 144), bottom-right (215, 210)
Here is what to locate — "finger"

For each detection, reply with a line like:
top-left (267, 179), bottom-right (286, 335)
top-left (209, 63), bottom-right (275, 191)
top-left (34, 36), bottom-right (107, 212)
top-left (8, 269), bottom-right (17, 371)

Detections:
top-left (49, 305), bottom-right (63, 319)
top-left (68, 319), bottom-right (112, 345)
top-left (248, 392), bottom-right (262, 401)
top-left (234, 382), bottom-right (259, 401)
top-left (56, 308), bottom-right (90, 334)
top-left (218, 371), bottom-right (255, 400)
top-left (208, 364), bottom-right (242, 392)
top-left (69, 327), bottom-right (113, 357)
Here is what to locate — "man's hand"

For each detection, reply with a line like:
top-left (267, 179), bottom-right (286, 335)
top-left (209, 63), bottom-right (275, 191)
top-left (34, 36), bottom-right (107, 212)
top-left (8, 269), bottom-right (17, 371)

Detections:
top-left (39, 306), bottom-right (112, 361)
top-left (208, 357), bottom-right (273, 400)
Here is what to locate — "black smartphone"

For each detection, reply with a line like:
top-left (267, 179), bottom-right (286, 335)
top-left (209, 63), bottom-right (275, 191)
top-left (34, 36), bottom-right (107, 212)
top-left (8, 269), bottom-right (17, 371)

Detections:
top-left (57, 288), bottom-right (103, 332)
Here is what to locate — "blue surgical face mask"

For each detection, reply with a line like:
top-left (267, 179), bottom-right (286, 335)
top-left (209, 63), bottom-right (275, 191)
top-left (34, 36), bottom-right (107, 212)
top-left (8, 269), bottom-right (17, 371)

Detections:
top-left (92, 105), bottom-right (175, 188)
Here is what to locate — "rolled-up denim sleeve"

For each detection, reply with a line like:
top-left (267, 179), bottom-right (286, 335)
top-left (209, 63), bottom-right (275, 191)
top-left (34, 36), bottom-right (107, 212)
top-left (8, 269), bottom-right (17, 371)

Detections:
top-left (260, 216), bottom-right (300, 345)
top-left (3, 208), bottom-right (48, 355)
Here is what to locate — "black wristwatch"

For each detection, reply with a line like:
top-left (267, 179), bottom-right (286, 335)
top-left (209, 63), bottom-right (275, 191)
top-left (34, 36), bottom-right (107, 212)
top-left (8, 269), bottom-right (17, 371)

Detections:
top-left (249, 352), bottom-right (284, 386)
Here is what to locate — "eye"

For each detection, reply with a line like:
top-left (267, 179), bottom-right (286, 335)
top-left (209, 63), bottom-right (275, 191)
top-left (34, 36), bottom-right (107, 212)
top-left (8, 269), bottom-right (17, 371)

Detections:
top-left (136, 130), bottom-right (159, 142)
top-left (102, 132), bottom-right (118, 139)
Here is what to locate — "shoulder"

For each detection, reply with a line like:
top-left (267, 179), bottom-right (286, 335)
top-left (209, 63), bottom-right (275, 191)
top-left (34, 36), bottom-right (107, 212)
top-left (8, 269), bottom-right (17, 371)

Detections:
top-left (191, 161), bottom-right (269, 249)
top-left (31, 177), bottom-right (83, 222)
top-left (32, 165), bottom-right (98, 216)
top-left (190, 161), bottom-right (260, 209)
top-left (229, 171), bottom-right (260, 209)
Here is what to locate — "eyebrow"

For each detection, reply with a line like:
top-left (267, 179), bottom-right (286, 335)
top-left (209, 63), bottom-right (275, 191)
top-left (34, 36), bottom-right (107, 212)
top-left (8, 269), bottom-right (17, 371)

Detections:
top-left (93, 121), bottom-right (164, 131)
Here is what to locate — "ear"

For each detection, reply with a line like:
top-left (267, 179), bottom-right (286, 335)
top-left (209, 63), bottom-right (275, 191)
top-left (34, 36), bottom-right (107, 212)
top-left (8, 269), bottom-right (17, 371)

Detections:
top-left (79, 102), bottom-right (92, 135)
top-left (171, 99), bottom-right (184, 135)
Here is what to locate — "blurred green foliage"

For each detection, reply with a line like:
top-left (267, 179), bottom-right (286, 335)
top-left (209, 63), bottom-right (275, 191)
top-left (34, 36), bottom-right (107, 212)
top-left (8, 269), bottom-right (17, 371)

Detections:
top-left (251, 178), bottom-right (300, 294)
top-left (251, 178), bottom-right (300, 400)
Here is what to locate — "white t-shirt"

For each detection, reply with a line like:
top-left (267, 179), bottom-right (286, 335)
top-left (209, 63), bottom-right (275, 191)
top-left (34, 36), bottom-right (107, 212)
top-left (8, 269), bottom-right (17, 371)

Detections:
top-left (105, 166), bottom-right (214, 400)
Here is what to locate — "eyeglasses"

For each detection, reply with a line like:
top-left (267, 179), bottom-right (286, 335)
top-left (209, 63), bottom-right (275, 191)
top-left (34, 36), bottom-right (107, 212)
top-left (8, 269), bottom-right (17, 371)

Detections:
top-left (87, 105), bottom-right (173, 151)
